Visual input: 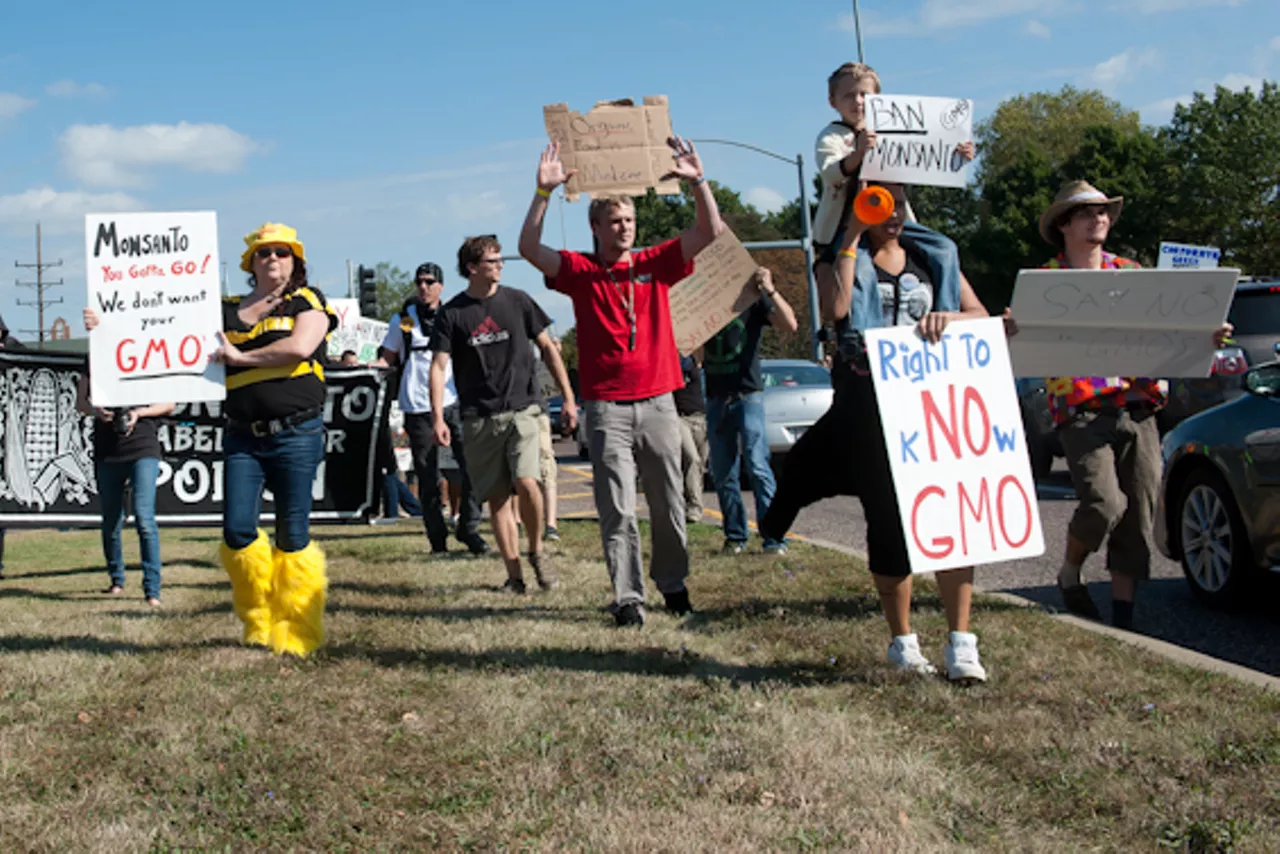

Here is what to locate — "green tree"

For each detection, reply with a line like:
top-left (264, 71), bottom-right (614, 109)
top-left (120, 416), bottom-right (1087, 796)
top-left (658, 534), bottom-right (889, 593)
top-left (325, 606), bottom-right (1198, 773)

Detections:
top-left (1161, 81), bottom-right (1280, 274)
top-left (559, 326), bottom-right (578, 373)
top-left (632, 181), bottom-right (793, 247)
top-left (373, 263), bottom-right (413, 322)
top-left (976, 86), bottom-right (1140, 179)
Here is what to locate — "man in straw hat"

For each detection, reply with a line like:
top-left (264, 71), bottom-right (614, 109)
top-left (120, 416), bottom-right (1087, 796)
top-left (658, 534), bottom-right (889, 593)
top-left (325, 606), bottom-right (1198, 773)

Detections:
top-left (1014, 181), bottom-right (1231, 628)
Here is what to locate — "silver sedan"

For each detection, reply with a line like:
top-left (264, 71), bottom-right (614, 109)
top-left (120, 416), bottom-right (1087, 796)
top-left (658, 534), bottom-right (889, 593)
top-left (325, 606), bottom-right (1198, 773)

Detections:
top-left (761, 359), bottom-right (833, 457)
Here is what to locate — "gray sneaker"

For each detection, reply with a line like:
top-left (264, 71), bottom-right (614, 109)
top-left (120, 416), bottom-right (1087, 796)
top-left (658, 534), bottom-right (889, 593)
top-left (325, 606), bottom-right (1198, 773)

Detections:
top-left (763, 542), bottom-right (788, 555)
top-left (722, 541), bottom-right (746, 555)
top-left (529, 552), bottom-right (558, 591)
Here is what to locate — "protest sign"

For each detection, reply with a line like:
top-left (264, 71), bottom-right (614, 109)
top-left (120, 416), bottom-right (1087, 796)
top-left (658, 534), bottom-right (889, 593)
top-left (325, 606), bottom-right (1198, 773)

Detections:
top-left (1007, 268), bottom-right (1239, 377)
top-left (329, 298), bottom-right (360, 329)
top-left (544, 96), bottom-right (681, 201)
top-left (668, 229), bottom-right (760, 355)
top-left (0, 352), bottom-right (387, 526)
top-left (85, 211), bottom-right (225, 407)
top-left (860, 95), bottom-right (973, 189)
top-left (866, 318), bottom-right (1045, 574)
top-left (327, 317), bottom-right (388, 364)
top-left (1158, 241), bottom-right (1221, 269)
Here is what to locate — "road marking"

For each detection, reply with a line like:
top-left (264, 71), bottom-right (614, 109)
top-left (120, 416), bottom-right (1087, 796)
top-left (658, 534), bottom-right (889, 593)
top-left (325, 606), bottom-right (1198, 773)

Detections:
top-left (558, 491), bottom-right (593, 500)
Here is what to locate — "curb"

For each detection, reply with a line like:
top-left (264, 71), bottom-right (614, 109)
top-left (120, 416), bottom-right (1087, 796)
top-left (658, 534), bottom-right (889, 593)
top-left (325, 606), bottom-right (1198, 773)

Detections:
top-left (801, 536), bottom-right (1280, 694)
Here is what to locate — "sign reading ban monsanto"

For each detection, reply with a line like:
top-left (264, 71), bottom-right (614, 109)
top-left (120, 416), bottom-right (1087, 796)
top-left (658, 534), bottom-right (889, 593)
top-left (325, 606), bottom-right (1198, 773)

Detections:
top-left (0, 352), bottom-right (388, 526)
top-left (865, 318), bottom-right (1045, 574)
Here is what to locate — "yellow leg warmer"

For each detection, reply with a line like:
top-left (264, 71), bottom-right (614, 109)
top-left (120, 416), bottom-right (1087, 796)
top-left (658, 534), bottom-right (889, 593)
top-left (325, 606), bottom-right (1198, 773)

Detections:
top-left (220, 532), bottom-right (273, 648)
top-left (269, 542), bottom-right (327, 658)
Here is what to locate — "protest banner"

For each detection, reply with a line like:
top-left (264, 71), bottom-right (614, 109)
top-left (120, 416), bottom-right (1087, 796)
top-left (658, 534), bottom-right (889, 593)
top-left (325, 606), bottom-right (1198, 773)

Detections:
top-left (1158, 241), bottom-right (1222, 269)
top-left (329, 298), bottom-right (361, 329)
top-left (866, 318), bottom-right (1045, 574)
top-left (668, 229), bottom-right (760, 355)
top-left (0, 351), bottom-right (387, 526)
top-left (1007, 268), bottom-right (1239, 377)
top-left (544, 96), bottom-right (681, 201)
top-left (85, 211), bottom-right (225, 407)
top-left (860, 95), bottom-right (973, 189)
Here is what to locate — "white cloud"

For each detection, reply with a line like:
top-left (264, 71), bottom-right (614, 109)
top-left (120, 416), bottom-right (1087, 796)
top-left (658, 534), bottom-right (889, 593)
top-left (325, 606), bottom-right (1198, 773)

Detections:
top-left (1217, 72), bottom-right (1266, 91)
top-left (1024, 20), bottom-right (1051, 37)
top-left (59, 122), bottom-right (263, 188)
top-left (1127, 0), bottom-right (1247, 11)
top-left (0, 186), bottom-right (146, 235)
top-left (1271, 35), bottom-right (1280, 51)
top-left (743, 186), bottom-right (787, 214)
top-left (1088, 47), bottom-right (1161, 89)
top-left (837, 0), bottom-right (1041, 36)
top-left (0, 92), bottom-right (36, 120)
top-left (45, 80), bottom-right (110, 98)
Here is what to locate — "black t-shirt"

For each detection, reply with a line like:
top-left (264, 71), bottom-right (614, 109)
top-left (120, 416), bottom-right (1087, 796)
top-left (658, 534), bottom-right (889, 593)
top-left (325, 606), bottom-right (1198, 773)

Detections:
top-left (430, 286), bottom-right (551, 418)
top-left (93, 415), bottom-right (162, 464)
top-left (703, 300), bottom-right (770, 399)
top-left (222, 287), bottom-right (338, 423)
top-left (875, 247), bottom-right (936, 327)
top-left (672, 356), bottom-right (705, 415)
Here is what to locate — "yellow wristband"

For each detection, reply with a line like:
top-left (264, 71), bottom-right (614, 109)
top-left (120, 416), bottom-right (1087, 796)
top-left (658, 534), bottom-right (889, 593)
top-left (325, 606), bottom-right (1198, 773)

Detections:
top-left (535, 187), bottom-right (552, 198)
top-left (838, 248), bottom-right (857, 258)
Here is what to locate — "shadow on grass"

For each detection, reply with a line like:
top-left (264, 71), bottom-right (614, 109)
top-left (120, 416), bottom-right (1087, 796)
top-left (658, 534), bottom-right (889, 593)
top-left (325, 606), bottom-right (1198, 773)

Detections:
top-left (2, 566), bottom-right (107, 580)
top-left (0, 587), bottom-right (109, 603)
top-left (329, 580), bottom-right (495, 597)
top-left (0, 634), bottom-right (241, 655)
top-left (687, 593), bottom-right (1027, 631)
top-left (320, 641), bottom-right (865, 688)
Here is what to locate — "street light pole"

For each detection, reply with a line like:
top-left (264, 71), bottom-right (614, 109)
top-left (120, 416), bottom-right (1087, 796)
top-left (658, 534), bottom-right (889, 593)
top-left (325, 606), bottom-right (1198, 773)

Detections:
top-left (688, 138), bottom-right (823, 362)
top-left (852, 0), bottom-right (865, 63)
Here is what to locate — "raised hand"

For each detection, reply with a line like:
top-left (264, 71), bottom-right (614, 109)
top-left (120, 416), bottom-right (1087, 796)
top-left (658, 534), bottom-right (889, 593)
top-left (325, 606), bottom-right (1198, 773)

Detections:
top-left (663, 136), bottom-right (704, 183)
top-left (537, 142), bottom-right (577, 192)
top-left (957, 140), bottom-right (976, 162)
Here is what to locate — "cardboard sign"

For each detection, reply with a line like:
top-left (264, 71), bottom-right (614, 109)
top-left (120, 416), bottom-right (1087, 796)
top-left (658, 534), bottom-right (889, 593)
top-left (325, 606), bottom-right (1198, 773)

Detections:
top-left (329, 298), bottom-right (361, 328)
top-left (544, 96), bottom-right (681, 201)
top-left (85, 211), bottom-right (225, 407)
top-left (1158, 241), bottom-right (1221, 269)
top-left (668, 229), bottom-right (760, 356)
top-left (860, 94), bottom-right (973, 189)
top-left (866, 318), bottom-right (1045, 574)
top-left (1008, 268), bottom-right (1239, 378)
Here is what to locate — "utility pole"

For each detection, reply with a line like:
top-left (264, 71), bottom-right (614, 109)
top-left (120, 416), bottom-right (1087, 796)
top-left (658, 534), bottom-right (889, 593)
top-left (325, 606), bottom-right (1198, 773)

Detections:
top-left (14, 222), bottom-right (63, 346)
top-left (851, 0), bottom-right (865, 62)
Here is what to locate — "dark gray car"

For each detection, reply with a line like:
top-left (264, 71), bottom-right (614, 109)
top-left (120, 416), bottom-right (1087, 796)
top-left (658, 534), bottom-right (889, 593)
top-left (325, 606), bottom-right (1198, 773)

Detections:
top-left (1155, 361), bottom-right (1280, 604)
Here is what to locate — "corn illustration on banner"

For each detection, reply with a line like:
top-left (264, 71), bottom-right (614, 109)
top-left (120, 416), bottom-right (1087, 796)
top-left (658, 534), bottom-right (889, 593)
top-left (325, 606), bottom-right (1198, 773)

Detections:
top-left (0, 353), bottom-right (389, 526)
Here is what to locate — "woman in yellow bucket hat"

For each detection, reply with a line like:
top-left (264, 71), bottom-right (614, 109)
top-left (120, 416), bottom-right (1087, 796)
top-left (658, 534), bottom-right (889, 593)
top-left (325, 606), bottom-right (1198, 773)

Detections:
top-left (210, 222), bottom-right (337, 657)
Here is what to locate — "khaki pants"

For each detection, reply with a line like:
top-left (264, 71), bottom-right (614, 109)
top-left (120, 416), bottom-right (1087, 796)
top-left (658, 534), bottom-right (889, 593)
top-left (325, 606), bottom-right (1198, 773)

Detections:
top-left (1059, 408), bottom-right (1162, 580)
top-left (461, 405), bottom-right (542, 503)
top-left (537, 411), bottom-right (557, 511)
top-left (678, 412), bottom-right (708, 521)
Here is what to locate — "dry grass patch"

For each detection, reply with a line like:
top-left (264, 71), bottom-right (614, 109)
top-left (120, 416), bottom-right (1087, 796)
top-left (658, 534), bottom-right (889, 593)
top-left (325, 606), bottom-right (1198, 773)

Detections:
top-left (0, 521), bottom-right (1277, 852)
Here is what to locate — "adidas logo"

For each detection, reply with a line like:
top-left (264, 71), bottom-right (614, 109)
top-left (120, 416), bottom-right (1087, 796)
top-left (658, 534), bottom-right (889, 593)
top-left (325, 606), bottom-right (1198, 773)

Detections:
top-left (468, 316), bottom-right (510, 347)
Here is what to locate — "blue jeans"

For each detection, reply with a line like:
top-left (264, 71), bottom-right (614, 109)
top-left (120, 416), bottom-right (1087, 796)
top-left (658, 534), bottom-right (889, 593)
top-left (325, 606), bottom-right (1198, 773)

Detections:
top-left (707, 392), bottom-right (780, 547)
top-left (384, 471), bottom-right (422, 517)
top-left (223, 416), bottom-right (325, 552)
top-left (97, 457), bottom-right (162, 598)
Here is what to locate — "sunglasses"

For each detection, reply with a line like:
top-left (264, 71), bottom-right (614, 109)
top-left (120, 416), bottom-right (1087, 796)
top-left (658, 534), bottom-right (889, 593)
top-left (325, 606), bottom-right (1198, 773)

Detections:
top-left (255, 246), bottom-right (293, 260)
top-left (416, 277), bottom-right (438, 285)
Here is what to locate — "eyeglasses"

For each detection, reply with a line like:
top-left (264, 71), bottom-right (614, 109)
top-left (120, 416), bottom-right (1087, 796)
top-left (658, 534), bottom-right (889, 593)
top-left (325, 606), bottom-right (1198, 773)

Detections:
top-left (416, 277), bottom-right (438, 285)
top-left (478, 257), bottom-right (504, 266)
top-left (255, 246), bottom-right (293, 260)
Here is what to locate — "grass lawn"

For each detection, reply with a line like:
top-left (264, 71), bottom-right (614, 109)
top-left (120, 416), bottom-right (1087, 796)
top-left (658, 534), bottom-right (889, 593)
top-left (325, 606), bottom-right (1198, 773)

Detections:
top-left (1, 520), bottom-right (1277, 852)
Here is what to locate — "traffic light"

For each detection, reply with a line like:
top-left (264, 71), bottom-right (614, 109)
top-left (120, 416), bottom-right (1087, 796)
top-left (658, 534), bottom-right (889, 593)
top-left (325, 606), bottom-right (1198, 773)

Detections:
top-left (357, 264), bottom-right (377, 318)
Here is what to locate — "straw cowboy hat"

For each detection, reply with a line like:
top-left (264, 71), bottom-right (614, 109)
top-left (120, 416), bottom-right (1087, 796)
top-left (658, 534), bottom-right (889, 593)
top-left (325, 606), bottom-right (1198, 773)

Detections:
top-left (1038, 181), bottom-right (1123, 246)
top-left (240, 222), bottom-right (307, 272)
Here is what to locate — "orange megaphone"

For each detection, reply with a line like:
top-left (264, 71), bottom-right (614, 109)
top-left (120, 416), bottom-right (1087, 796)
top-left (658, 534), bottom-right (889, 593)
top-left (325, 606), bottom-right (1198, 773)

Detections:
top-left (853, 185), bottom-right (895, 225)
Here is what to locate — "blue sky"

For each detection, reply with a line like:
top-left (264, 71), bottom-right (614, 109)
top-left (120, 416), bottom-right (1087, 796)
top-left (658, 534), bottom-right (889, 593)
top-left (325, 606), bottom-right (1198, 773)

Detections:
top-left (1, 0), bottom-right (1276, 339)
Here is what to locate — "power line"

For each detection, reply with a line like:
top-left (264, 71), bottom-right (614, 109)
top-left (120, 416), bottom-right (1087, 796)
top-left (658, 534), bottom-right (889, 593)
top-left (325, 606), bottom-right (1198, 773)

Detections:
top-left (14, 222), bottom-right (63, 346)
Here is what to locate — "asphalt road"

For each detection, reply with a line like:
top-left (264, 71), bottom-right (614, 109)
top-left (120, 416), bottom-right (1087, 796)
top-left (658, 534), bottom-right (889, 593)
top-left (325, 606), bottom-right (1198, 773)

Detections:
top-left (551, 439), bottom-right (1280, 678)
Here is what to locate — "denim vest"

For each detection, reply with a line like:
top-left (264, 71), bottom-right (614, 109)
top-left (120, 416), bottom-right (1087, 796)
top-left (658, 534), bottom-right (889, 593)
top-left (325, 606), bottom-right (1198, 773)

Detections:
top-left (835, 221), bottom-right (962, 360)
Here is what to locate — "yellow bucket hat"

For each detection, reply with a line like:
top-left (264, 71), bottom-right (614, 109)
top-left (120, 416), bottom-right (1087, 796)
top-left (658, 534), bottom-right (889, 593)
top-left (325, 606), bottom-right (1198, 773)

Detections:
top-left (240, 222), bottom-right (306, 272)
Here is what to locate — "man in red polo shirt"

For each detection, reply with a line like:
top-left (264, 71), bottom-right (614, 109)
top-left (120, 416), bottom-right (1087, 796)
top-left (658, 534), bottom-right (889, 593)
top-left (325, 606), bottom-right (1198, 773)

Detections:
top-left (518, 137), bottom-right (724, 627)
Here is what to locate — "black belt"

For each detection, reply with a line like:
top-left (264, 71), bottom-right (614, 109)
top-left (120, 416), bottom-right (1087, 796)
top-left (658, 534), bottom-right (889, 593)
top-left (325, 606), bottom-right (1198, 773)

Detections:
top-left (227, 406), bottom-right (323, 437)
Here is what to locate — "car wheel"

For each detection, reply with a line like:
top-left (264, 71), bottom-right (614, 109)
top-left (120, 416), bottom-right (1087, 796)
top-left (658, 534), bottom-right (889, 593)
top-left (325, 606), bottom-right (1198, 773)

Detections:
top-left (1177, 467), bottom-right (1253, 606)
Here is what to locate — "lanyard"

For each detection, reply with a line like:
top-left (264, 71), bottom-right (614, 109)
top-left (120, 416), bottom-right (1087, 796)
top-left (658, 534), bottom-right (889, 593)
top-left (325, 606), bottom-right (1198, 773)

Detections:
top-left (605, 256), bottom-right (637, 351)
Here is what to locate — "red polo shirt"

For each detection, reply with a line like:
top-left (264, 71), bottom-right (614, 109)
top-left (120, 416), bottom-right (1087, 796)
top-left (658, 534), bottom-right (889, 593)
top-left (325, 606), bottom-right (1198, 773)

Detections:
top-left (550, 238), bottom-right (692, 401)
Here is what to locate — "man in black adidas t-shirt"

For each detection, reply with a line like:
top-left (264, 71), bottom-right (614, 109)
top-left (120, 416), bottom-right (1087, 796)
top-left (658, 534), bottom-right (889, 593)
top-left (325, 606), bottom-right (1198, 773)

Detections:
top-left (429, 236), bottom-right (577, 594)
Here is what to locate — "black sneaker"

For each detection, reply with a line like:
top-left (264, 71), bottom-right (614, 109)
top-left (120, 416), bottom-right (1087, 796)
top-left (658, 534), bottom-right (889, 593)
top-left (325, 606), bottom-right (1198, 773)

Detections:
top-left (664, 588), bottom-right (693, 616)
top-left (544, 525), bottom-right (560, 542)
top-left (501, 577), bottom-right (527, 595)
top-left (460, 534), bottom-right (490, 556)
top-left (615, 603), bottom-right (644, 627)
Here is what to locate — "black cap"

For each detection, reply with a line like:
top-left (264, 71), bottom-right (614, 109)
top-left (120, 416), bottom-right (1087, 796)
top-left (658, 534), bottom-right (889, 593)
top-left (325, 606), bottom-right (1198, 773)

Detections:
top-left (415, 263), bottom-right (443, 283)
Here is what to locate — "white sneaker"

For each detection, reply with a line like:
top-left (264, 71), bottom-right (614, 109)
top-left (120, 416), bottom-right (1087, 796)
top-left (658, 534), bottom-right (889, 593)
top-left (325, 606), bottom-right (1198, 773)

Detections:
top-left (886, 634), bottom-right (937, 676)
top-left (943, 631), bottom-right (988, 684)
